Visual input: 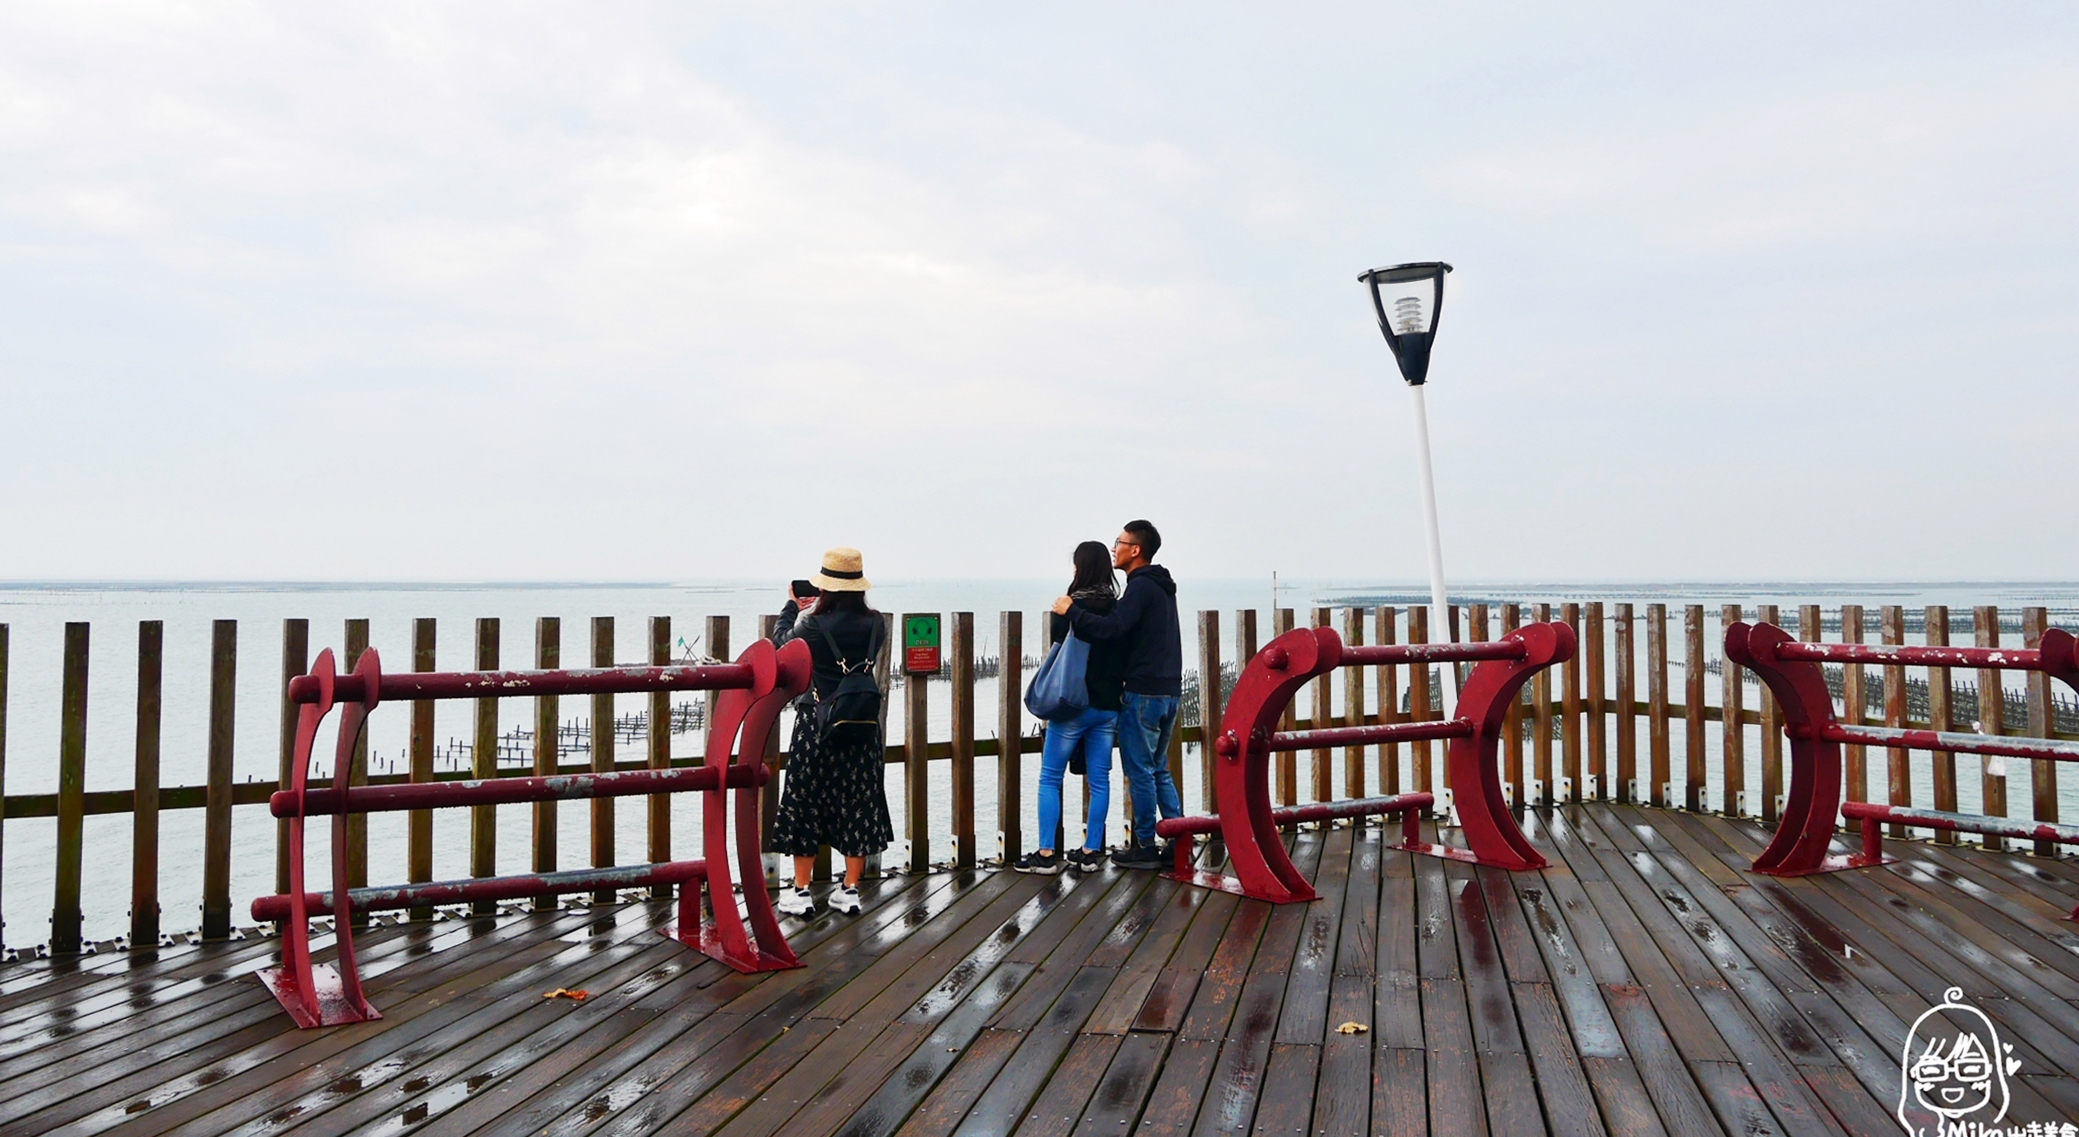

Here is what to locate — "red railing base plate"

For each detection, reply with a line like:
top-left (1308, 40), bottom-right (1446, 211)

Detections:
top-left (1390, 839), bottom-right (1549, 871)
top-left (666, 925), bottom-right (804, 973)
top-left (1161, 868), bottom-right (1316, 903)
top-left (1751, 852), bottom-right (1894, 877)
top-left (258, 964), bottom-right (382, 1029)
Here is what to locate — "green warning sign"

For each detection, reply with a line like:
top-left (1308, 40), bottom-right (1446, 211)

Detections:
top-left (903, 614), bottom-right (941, 675)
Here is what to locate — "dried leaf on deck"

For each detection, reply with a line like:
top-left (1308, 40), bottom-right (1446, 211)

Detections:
top-left (543, 988), bottom-right (590, 1001)
top-left (1336, 1021), bottom-right (1368, 1034)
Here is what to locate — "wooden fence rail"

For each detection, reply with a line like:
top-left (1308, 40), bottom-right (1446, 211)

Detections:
top-left (2, 601), bottom-right (2076, 955)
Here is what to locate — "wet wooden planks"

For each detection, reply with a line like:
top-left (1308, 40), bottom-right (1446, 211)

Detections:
top-left (5, 810), bottom-right (2079, 1136)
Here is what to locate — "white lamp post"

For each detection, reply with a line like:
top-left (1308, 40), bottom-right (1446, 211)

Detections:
top-left (1359, 261), bottom-right (1457, 710)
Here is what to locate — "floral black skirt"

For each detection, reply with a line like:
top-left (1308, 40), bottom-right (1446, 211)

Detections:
top-left (770, 713), bottom-right (893, 859)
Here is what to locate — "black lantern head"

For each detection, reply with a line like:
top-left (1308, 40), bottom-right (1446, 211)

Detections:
top-left (1358, 261), bottom-right (1452, 385)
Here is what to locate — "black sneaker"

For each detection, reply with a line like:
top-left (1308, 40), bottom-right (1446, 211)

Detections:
top-left (1014, 850), bottom-right (1063, 875)
top-left (1110, 844), bottom-right (1167, 870)
top-left (1065, 847), bottom-right (1107, 872)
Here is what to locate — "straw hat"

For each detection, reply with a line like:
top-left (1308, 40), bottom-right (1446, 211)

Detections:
top-left (811, 547), bottom-right (871, 592)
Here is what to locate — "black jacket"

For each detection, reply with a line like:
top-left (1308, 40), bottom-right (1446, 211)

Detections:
top-left (1064, 564), bottom-right (1181, 697)
top-left (772, 601), bottom-right (885, 702)
top-left (1050, 593), bottom-right (1127, 711)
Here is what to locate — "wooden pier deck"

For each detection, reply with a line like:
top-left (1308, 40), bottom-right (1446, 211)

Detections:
top-left (6, 805), bottom-right (2079, 1137)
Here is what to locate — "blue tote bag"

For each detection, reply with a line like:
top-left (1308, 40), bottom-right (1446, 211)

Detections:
top-left (1024, 629), bottom-right (1091, 721)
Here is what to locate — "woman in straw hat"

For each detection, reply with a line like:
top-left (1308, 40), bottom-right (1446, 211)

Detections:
top-left (767, 547), bottom-right (894, 916)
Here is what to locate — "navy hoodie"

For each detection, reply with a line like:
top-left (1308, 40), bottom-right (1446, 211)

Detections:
top-left (1064, 564), bottom-right (1181, 697)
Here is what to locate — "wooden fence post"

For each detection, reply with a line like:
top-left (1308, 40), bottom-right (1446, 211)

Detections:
top-left (1975, 605), bottom-right (2005, 852)
top-left (0, 624), bottom-right (7, 950)
top-left (1373, 607), bottom-right (1398, 798)
top-left (1720, 604), bottom-right (1745, 815)
top-left (54, 623), bottom-right (89, 953)
top-left (1533, 603), bottom-right (1554, 804)
top-left (1647, 604), bottom-right (1669, 808)
top-left (203, 620), bottom-right (236, 941)
top-left (1502, 603), bottom-right (1523, 806)
top-left (650, 616), bottom-right (673, 896)
top-left (132, 621), bottom-right (163, 949)
top-left (590, 617), bottom-right (615, 903)
top-left (472, 618), bottom-right (499, 913)
top-left (1561, 603), bottom-right (1582, 803)
top-left (1311, 607), bottom-right (1333, 804)
top-left (1754, 604), bottom-right (1781, 822)
top-left (409, 619), bottom-right (435, 920)
top-left (1585, 603), bottom-right (1605, 801)
top-left (1881, 606), bottom-right (1908, 836)
top-left (998, 611), bottom-right (1023, 864)
top-left (1344, 606), bottom-right (1369, 803)
top-left (1841, 606), bottom-right (1865, 831)
top-left (275, 619), bottom-right (308, 897)
top-left (1926, 606), bottom-right (1956, 843)
top-left (2025, 608), bottom-right (2057, 856)
top-left (533, 618), bottom-right (561, 909)
top-left (344, 619), bottom-right (370, 904)
top-left (905, 614), bottom-right (931, 873)
top-left (1275, 608), bottom-right (1296, 808)
top-left (1614, 605), bottom-right (1635, 804)
top-left (1199, 611), bottom-right (1223, 814)
top-left (951, 613), bottom-right (976, 870)
top-left (1684, 605), bottom-right (1705, 811)
top-left (1409, 607), bottom-right (1431, 797)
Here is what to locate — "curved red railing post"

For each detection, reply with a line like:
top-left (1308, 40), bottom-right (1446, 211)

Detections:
top-left (1724, 621), bottom-right (1863, 875)
top-left (674, 637), bottom-right (807, 971)
top-left (688, 639), bottom-right (783, 971)
top-left (260, 649), bottom-right (336, 1028)
top-left (1442, 623), bottom-right (1567, 871)
top-left (323, 648), bottom-right (384, 1022)
top-left (1211, 626), bottom-right (1339, 904)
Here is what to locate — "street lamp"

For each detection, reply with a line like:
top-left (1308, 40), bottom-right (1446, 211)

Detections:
top-left (1359, 261), bottom-right (1458, 705)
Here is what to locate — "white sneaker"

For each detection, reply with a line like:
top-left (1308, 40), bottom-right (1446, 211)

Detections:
top-left (829, 886), bottom-right (862, 915)
top-left (775, 887), bottom-right (815, 917)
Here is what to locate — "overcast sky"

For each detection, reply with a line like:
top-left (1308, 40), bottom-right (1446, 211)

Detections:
top-left (1, 4), bottom-right (2073, 584)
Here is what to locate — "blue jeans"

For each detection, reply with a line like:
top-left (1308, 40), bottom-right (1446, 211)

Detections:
top-left (1037, 706), bottom-right (1116, 852)
top-left (1118, 692), bottom-right (1183, 845)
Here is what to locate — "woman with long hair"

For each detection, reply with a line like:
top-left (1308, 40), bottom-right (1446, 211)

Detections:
top-left (1015, 540), bottom-right (1125, 874)
top-left (768, 547), bottom-right (894, 916)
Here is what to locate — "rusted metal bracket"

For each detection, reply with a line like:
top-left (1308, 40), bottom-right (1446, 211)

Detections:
top-left (255, 638), bottom-right (812, 1028)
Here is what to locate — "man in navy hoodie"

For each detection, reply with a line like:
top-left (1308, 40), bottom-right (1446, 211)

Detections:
top-left (1053, 519), bottom-right (1182, 867)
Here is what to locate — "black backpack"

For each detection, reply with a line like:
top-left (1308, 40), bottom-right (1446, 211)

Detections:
top-left (813, 617), bottom-right (886, 741)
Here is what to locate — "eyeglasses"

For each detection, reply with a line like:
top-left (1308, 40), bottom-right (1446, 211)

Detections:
top-left (1112, 539), bottom-right (1139, 550)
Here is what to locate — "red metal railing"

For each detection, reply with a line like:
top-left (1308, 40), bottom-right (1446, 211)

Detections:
top-left (1726, 621), bottom-right (2079, 877)
top-left (1164, 621), bottom-right (1574, 904)
top-left (255, 638), bottom-right (810, 1028)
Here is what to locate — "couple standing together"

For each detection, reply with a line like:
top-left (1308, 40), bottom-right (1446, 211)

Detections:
top-left (1017, 519), bottom-right (1185, 874)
